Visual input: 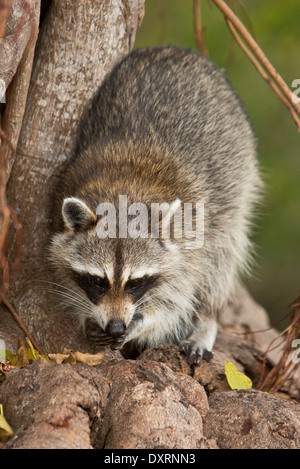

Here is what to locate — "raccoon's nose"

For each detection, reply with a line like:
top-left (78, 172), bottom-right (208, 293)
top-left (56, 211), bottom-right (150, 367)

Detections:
top-left (105, 319), bottom-right (126, 338)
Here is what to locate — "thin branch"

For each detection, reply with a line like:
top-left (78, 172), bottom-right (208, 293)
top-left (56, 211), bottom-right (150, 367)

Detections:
top-left (193, 0), bottom-right (209, 57)
top-left (1, 296), bottom-right (44, 355)
top-left (225, 18), bottom-right (300, 130)
top-left (211, 0), bottom-right (300, 131)
top-left (257, 294), bottom-right (300, 394)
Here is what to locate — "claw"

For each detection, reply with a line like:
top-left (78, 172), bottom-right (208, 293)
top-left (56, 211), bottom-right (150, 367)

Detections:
top-left (203, 349), bottom-right (214, 362)
top-left (182, 340), bottom-right (214, 366)
top-left (110, 335), bottom-right (125, 350)
top-left (187, 350), bottom-right (202, 366)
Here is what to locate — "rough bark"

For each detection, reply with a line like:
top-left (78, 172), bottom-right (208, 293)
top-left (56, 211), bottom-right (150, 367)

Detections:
top-left (1, 360), bottom-right (217, 450)
top-left (1, 287), bottom-right (300, 449)
top-left (95, 360), bottom-right (212, 449)
top-left (0, 0), bottom-right (40, 180)
top-left (1, 361), bottom-right (111, 449)
top-left (204, 389), bottom-right (300, 449)
top-left (0, 0), bottom-right (145, 353)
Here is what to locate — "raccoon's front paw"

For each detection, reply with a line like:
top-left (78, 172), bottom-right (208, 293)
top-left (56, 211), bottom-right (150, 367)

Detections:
top-left (181, 339), bottom-right (214, 366)
top-left (180, 318), bottom-right (217, 365)
top-left (84, 319), bottom-right (115, 345)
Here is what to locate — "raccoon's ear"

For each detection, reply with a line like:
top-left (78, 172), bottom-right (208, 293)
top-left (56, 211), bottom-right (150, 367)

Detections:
top-left (167, 198), bottom-right (181, 218)
top-left (151, 198), bottom-right (182, 239)
top-left (62, 197), bottom-right (97, 230)
top-left (160, 198), bottom-right (182, 229)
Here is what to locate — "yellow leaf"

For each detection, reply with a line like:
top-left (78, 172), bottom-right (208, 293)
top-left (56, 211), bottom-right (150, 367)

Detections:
top-left (5, 338), bottom-right (51, 368)
top-left (26, 337), bottom-right (39, 360)
top-left (0, 404), bottom-right (14, 444)
top-left (225, 360), bottom-right (252, 390)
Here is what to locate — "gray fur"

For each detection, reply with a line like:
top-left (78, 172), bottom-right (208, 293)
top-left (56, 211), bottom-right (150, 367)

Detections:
top-left (49, 46), bottom-right (262, 364)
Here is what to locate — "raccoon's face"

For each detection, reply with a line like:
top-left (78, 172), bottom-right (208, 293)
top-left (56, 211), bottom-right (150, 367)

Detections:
top-left (49, 197), bottom-right (182, 347)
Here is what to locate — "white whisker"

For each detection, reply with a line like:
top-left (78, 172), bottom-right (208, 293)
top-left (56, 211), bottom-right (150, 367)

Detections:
top-left (135, 290), bottom-right (163, 308)
top-left (47, 288), bottom-right (91, 310)
top-left (38, 280), bottom-right (91, 305)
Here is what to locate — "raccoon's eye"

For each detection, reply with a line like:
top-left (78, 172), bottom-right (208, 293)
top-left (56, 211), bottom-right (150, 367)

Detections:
top-left (125, 277), bottom-right (145, 291)
top-left (125, 275), bottom-right (160, 302)
top-left (90, 276), bottom-right (109, 291)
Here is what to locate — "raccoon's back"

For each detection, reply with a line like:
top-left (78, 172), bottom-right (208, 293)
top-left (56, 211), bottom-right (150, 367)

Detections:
top-left (74, 47), bottom-right (255, 171)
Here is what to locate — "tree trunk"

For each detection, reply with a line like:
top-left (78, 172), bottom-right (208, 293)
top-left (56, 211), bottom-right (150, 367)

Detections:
top-left (0, 0), bottom-right (145, 352)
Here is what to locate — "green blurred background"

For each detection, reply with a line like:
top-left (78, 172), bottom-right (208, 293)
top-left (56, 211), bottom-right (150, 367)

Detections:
top-left (134, 0), bottom-right (300, 328)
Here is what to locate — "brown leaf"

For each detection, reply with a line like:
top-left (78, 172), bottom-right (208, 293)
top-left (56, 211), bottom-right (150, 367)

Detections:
top-left (48, 350), bottom-right (105, 366)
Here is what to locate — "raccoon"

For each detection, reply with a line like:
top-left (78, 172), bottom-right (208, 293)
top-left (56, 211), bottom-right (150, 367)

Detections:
top-left (49, 46), bottom-right (262, 365)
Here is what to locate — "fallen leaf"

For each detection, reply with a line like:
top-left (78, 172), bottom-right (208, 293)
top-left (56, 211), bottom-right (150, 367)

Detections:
top-left (48, 352), bottom-right (76, 364)
top-left (0, 404), bottom-right (14, 445)
top-left (5, 350), bottom-right (17, 366)
top-left (73, 351), bottom-right (105, 366)
top-left (4, 338), bottom-right (50, 369)
top-left (14, 343), bottom-right (30, 368)
top-left (25, 337), bottom-right (40, 360)
top-left (48, 350), bottom-right (105, 366)
top-left (225, 360), bottom-right (252, 390)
